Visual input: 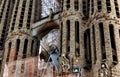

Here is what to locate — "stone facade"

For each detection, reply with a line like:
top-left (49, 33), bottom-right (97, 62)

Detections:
top-left (0, 0), bottom-right (39, 77)
top-left (58, 0), bottom-right (120, 77)
top-left (1, 0), bottom-right (120, 77)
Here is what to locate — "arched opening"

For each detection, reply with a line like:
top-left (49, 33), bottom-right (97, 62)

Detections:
top-left (66, 20), bottom-right (70, 58)
top-left (114, 0), bottom-right (120, 18)
top-left (84, 29), bottom-right (92, 70)
top-left (30, 40), bottom-right (34, 56)
top-left (99, 23), bottom-right (106, 60)
top-left (14, 39), bottom-right (20, 60)
top-left (74, 0), bottom-right (79, 11)
top-left (91, 0), bottom-right (94, 15)
top-left (6, 42), bottom-right (12, 62)
top-left (82, 0), bottom-right (90, 17)
top-left (66, 0), bottom-right (70, 10)
top-left (18, 0), bottom-right (27, 29)
top-left (92, 25), bottom-right (97, 63)
top-left (97, 0), bottom-right (102, 12)
top-left (38, 22), bottom-right (60, 61)
top-left (22, 39), bottom-right (28, 58)
top-left (75, 21), bottom-right (80, 57)
top-left (109, 24), bottom-right (118, 64)
top-left (106, 0), bottom-right (111, 13)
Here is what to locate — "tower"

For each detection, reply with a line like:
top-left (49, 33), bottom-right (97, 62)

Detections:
top-left (59, 0), bottom-right (120, 77)
top-left (59, 0), bottom-right (82, 72)
top-left (59, 0), bottom-right (93, 76)
top-left (1, 0), bottom-right (39, 77)
top-left (0, 0), bottom-right (16, 72)
top-left (87, 0), bottom-right (120, 76)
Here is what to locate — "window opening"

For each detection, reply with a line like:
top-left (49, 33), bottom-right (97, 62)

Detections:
top-left (99, 23), bottom-right (106, 60)
top-left (23, 39), bottom-right (28, 58)
top-left (97, 0), bottom-right (102, 12)
top-left (75, 21), bottom-right (80, 57)
top-left (109, 24), bottom-right (118, 63)
top-left (14, 39), bottom-right (20, 60)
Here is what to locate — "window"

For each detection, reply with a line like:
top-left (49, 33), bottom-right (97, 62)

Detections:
top-left (82, 0), bottom-right (86, 16)
top-left (11, 0), bottom-right (20, 31)
top-left (97, 0), bottom-right (102, 12)
top-left (91, 0), bottom-right (94, 15)
top-left (0, 29), bottom-right (5, 49)
top-left (87, 0), bottom-right (90, 15)
top-left (82, 0), bottom-right (90, 17)
top-left (114, 0), bottom-right (120, 18)
top-left (0, 0), bottom-right (2, 6)
top-left (0, 0), bottom-right (7, 23)
top-left (66, 20), bottom-right (70, 58)
top-left (35, 41), bottom-right (39, 56)
top-left (66, 0), bottom-right (70, 10)
top-left (26, 0), bottom-right (33, 29)
top-left (106, 0), bottom-right (111, 13)
top-left (67, 20), bottom-right (70, 41)
top-left (21, 63), bottom-right (24, 73)
top-left (75, 21), bottom-right (80, 56)
top-left (18, 0), bottom-right (26, 29)
top-left (84, 29), bottom-right (92, 69)
top-left (23, 39), bottom-right (28, 58)
top-left (99, 23), bottom-right (106, 60)
top-left (0, 40), bottom-right (3, 49)
top-left (74, 0), bottom-right (79, 11)
top-left (6, 42), bottom-right (12, 62)
top-left (92, 25), bottom-right (97, 63)
top-left (109, 24), bottom-right (118, 63)
top-left (1, 0), bottom-right (14, 46)
top-left (14, 39), bottom-right (20, 60)
top-left (30, 40), bottom-right (34, 56)
top-left (61, 0), bottom-right (64, 10)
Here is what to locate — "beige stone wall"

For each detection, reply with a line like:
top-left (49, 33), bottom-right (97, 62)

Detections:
top-left (1, 0), bottom-right (120, 77)
top-left (60, 0), bottom-right (120, 77)
top-left (1, 0), bottom-right (38, 76)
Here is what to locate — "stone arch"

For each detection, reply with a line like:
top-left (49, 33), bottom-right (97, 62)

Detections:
top-left (38, 21), bottom-right (59, 38)
top-left (38, 21), bottom-right (60, 62)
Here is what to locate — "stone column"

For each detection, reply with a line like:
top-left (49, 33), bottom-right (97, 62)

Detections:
top-left (70, 19), bottom-right (75, 57)
top-left (110, 0), bottom-right (116, 17)
top-left (114, 24), bottom-right (120, 62)
top-left (61, 19), bottom-right (67, 56)
top-left (102, 0), bottom-right (107, 13)
top-left (103, 22), bottom-right (112, 66)
top-left (93, 22), bottom-right (102, 77)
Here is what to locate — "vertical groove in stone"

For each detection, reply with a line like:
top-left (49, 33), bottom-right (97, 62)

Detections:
top-left (92, 25), bottom-right (97, 64)
top-left (10, 0), bottom-right (20, 32)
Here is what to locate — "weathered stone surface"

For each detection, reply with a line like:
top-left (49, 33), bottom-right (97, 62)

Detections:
top-left (1, 0), bottom-right (120, 77)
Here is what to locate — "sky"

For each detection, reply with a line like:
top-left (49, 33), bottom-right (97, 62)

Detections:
top-left (41, 0), bottom-right (60, 17)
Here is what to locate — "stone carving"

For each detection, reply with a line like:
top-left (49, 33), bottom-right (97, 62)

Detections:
top-left (99, 62), bottom-right (109, 77)
top-left (6, 30), bottom-right (30, 42)
top-left (49, 8), bottom-right (53, 21)
top-left (59, 55), bottom-right (70, 72)
top-left (84, 13), bottom-right (120, 27)
top-left (111, 64), bottom-right (120, 77)
top-left (61, 11), bottom-right (81, 18)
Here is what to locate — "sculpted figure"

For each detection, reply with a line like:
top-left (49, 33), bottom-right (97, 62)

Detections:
top-left (99, 62), bottom-right (109, 77)
top-left (49, 8), bottom-right (53, 21)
